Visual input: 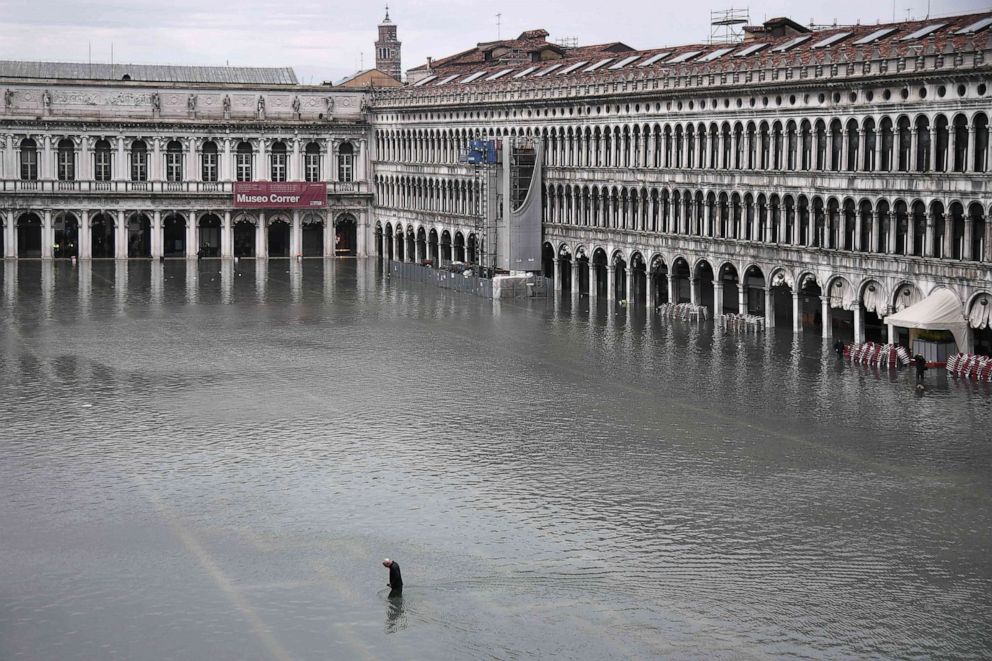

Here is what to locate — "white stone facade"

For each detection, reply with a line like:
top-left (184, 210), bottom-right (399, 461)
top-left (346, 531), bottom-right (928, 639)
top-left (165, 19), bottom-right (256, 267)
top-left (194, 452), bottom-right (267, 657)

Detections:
top-left (0, 79), bottom-right (374, 260)
top-left (368, 25), bottom-right (992, 346)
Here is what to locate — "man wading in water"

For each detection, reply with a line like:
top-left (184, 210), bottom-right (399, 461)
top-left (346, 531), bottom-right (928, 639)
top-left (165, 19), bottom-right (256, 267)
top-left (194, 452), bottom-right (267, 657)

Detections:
top-left (383, 558), bottom-right (403, 597)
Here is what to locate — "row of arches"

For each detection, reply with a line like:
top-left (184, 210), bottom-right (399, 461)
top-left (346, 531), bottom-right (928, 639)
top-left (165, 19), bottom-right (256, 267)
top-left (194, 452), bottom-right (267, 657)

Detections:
top-left (542, 186), bottom-right (991, 262)
top-left (373, 221), bottom-right (478, 266)
top-left (540, 241), bottom-right (992, 351)
top-left (2, 212), bottom-right (358, 259)
top-left (374, 111), bottom-right (992, 174)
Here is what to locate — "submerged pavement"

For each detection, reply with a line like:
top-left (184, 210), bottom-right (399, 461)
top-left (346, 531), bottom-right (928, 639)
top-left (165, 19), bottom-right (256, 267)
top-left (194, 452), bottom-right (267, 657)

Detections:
top-left (1, 259), bottom-right (990, 659)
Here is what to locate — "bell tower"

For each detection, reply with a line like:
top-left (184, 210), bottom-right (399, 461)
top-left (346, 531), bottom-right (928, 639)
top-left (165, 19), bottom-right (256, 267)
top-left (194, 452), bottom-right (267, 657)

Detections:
top-left (375, 6), bottom-right (402, 81)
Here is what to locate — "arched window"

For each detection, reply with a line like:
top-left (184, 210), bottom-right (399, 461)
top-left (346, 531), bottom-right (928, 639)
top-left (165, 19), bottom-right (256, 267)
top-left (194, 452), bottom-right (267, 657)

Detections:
top-left (130, 140), bottom-right (148, 182)
top-left (338, 142), bottom-right (354, 182)
top-left (304, 142), bottom-right (321, 182)
top-left (165, 140), bottom-right (183, 182)
top-left (201, 141), bottom-right (218, 182)
top-left (94, 139), bottom-right (112, 182)
top-left (57, 138), bottom-right (75, 181)
top-left (19, 138), bottom-right (38, 181)
top-left (236, 141), bottom-right (253, 182)
top-left (270, 141), bottom-right (287, 182)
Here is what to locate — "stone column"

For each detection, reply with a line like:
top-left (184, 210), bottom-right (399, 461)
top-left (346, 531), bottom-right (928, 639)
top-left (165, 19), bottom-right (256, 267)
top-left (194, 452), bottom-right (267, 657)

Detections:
top-left (887, 212), bottom-right (896, 254)
top-left (151, 211), bottom-right (162, 259)
top-left (625, 266), bottom-right (633, 304)
top-left (853, 305), bottom-right (865, 343)
top-left (764, 287), bottom-right (774, 328)
top-left (887, 323), bottom-right (896, 345)
top-left (290, 139), bottom-right (301, 181)
top-left (821, 297), bottom-right (831, 338)
top-left (690, 277), bottom-right (699, 307)
top-left (840, 129), bottom-right (848, 171)
top-left (222, 210), bottom-right (232, 258)
top-left (929, 127), bottom-right (938, 172)
top-left (966, 127), bottom-right (976, 173)
top-left (116, 210), bottom-right (127, 259)
top-left (713, 281), bottom-right (724, 316)
top-left (553, 257), bottom-right (562, 291)
top-left (324, 214), bottom-right (334, 257)
top-left (41, 209), bottom-right (52, 258)
top-left (943, 213), bottom-right (955, 258)
top-left (152, 138), bottom-right (162, 182)
top-left (590, 264), bottom-right (599, 300)
top-left (222, 138), bottom-right (233, 181)
top-left (870, 211), bottom-right (879, 253)
top-left (257, 139), bottom-right (268, 182)
top-left (79, 210), bottom-right (91, 259)
top-left (606, 265), bottom-right (615, 302)
top-left (646, 270), bottom-right (655, 309)
top-left (571, 260), bottom-right (580, 302)
top-left (116, 136), bottom-right (126, 181)
top-left (792, 291), bottom-right (801, 333)
top-left (291, 210), bottom-right (302, 257)
top-left (738, 285), bottom-right (746, 315)
top-left (256, 213), bottom-right (267, 259)
top-left (854, 211), bottom-right (863, 252)
top-left (79, 136), bottom-right (91, 181)
top-left (906, 213), bottom-right (916, 256)
top-left (41, 135), bottom-right (53, 180)
top-left (187, 211), bottom-right (197, 258)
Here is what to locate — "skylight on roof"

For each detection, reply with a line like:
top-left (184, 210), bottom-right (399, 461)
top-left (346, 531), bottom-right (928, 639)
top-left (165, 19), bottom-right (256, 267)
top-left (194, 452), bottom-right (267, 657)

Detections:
top-left (434, 74), bottom-right (460, 86)
top-left (583, 58), bottom-right (614, 72)
top-left (667, 50), bottom-right (702, 64)
top-left (608, 55), bottom-right (641, 70)
top-left (413, 75), bottom-right (437, 87)
top-left (811, 32), bottom-right (852, 49)
top-left (637, 51), bottom-right (672, 67)
top-left (699, 47), bottom-right (735, 62)
top-left (485, 68), bottom-right (514, 81)
top-left (556, 61), bottom-right (589, 75)
top-left (853, 27), bottom-right (898, 45)
top-left (533, 63), bottom-right (564, 77)
top-left (771, 35), bottom-right (811, 52)
top-left (899, 23), bottom-right (945, 41)
top-left (956, 17), bottom-right (992, 35)
top-left (513, 66), bottom-right (538, 79)
top-left (460, 71), bottom-right (487, 83)
top-left (733, 42), bottom-right (770, 57)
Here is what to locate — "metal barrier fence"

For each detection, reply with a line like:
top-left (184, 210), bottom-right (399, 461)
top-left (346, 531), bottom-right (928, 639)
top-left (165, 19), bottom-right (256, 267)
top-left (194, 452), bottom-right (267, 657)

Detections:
top-left (388, 261), bottom-right (493, 298)
top-left (387, 261), bottom-right (551, 299)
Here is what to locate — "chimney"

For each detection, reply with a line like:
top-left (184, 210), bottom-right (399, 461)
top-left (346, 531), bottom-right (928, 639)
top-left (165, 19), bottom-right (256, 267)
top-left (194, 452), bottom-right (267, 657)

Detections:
top-left (426, 56), bottom-right (433, 72)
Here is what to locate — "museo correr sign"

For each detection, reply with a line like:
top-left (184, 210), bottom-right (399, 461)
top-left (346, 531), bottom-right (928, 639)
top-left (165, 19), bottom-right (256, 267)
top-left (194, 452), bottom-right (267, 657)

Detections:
top-left (233, 182), bottom-right (327, 209)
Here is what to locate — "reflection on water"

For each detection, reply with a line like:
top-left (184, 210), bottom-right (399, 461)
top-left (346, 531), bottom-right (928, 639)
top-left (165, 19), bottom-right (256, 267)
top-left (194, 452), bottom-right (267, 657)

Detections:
top-left (385, 593), bottom-right (406, 634)
top-left (1, 258), bottom-right (991, 660)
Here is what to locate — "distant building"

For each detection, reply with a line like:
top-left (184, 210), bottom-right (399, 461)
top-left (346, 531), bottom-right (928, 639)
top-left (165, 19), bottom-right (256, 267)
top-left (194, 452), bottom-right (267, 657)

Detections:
top-left (375, 7), bottom-right (402, 82)
top-left (334, 69), bottom-right (402, 89)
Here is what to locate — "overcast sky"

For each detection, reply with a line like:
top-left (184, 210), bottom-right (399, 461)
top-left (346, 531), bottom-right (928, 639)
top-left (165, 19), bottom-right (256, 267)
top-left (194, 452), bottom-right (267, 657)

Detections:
top-left (0, 0), bottom-right (986, 84)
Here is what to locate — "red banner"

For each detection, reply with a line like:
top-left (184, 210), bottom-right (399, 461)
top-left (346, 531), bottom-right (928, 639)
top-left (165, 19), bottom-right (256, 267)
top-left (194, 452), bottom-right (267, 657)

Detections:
top-left (233, 182), bottom-right (327, 209)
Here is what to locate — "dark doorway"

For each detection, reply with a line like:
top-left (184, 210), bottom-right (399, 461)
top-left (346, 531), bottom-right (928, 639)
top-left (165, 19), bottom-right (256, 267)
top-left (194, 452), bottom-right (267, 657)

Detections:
top-left (234, 221), bottom-right (255, 257)
top-left (302, 222), bottom-right (323, 257)
top-left (17, 214), bottom-right (42, 257)
top-left (335, 215), bottom-right (357, 256)
top-left (91, 214), bottom-right (115, 258)
top-left (163, 215), bottom-right (186, 257)
top-left (128, 215), bottom-right (151, 258)
top-left (268, 220), bottom-right (290, 257)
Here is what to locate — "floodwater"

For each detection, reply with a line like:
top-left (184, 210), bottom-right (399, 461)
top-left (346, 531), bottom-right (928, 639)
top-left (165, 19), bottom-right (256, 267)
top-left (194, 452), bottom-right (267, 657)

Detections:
top-left (1, 258), bottom-right (990, 660)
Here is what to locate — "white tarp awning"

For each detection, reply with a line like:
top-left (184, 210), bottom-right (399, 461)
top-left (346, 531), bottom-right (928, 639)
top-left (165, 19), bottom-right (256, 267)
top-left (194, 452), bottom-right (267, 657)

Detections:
top-left (885, 288), bottom-right (970, 351)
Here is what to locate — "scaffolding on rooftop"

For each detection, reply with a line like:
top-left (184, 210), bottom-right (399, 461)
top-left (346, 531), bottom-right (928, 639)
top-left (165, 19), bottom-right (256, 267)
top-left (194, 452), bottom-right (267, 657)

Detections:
top-left (709, 8), bottom-right (749, 44)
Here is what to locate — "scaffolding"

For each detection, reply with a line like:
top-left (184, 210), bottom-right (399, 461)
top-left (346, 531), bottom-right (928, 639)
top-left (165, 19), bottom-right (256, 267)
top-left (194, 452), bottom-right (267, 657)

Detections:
top-left (709, 8), bottom-right (749, 44)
